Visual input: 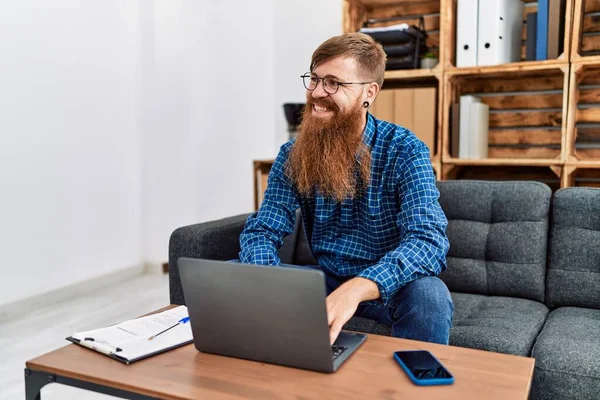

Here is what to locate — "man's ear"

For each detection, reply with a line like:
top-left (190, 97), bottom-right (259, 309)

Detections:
top-left (366, 82), bottom-right (380, 104)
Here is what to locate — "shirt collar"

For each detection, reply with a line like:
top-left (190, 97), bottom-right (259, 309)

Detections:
top-left (362, 112), bottom-right (377, 149)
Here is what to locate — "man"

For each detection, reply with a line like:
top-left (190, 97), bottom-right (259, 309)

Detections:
top-left (239, 33), bottom-right (453, 346)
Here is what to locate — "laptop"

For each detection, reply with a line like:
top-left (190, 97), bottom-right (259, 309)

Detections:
top-left (178, 258), bottom-right (367, 373)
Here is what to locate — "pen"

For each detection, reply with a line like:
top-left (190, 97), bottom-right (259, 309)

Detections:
top-left (83, 337), bottom-right (123, 353)
top-left (148, 317), bottom-right (190, 340)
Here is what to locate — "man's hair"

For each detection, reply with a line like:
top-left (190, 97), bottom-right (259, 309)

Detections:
top-left (310, 33), bottom-right (387, 87)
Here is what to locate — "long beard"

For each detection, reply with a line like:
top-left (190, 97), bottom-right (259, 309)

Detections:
top-left (286, 97), bottom-right (371, 202)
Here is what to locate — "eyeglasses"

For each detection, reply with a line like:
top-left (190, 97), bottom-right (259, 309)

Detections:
top-left (301, 72), bottom-right (372, 95)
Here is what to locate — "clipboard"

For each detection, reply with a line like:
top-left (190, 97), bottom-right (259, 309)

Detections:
top-left (66, 305), bottom-right (194, 364)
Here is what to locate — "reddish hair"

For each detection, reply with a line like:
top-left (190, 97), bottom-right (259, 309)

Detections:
top-left (310, 32), bottom-right (387, 86)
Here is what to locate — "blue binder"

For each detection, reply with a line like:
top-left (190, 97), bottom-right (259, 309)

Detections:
top-left (536, 0), bottom-right (549, 60)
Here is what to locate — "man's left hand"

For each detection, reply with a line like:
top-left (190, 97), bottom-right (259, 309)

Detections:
top-left (326, 277), bottom-right (380, 344)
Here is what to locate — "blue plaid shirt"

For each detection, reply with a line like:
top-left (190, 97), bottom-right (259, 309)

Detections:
top-left (239, 113), bottom-right (449, 305)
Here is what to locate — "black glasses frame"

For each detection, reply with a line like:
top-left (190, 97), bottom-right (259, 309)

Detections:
top-left (301, 72), bottom-right (372, 94)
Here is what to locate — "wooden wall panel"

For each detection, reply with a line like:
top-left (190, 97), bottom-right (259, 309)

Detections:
top-left (488, 147), bottom-right (561, 158)
top-left (461, 75), bottom-right (564, 94)
top-left (572, 168), bottom-right (600, 187)
top-left (479, 93), bottom-right (564, 109)
top-left (578, 87), bottom-right (600, 102)
top-left (585, 0), bottom-right (600, 13)
top-left (489, 129), bottom-right (562, 145)
top-left (489, 111), bottom-right (563, 127)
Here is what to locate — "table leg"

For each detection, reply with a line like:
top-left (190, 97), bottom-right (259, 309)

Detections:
top-left (24, 369), bottom-right (51, 400)
top-left (24, 368), bottom-right (161, 400)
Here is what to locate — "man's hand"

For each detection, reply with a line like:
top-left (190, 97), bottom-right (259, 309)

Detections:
top-left (326, 277), bottom-right (380, 344)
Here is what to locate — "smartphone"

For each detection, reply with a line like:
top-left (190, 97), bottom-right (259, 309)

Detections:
top-left (393, 350), bottom-right (454, 386)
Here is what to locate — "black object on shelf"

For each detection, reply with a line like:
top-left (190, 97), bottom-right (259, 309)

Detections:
top-left (360, 15), bottom-right (428, 70)
top-left (383, 42), bottom-right (420, 57)
top-left (283, 103), bottom-right (305, 139)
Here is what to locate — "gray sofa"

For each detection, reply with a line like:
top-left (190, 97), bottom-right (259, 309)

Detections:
top-left (169, 180), bottom-right (600, 399)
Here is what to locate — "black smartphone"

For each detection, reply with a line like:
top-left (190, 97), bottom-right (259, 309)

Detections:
top-left (393, 350), bottom-right (454, 386)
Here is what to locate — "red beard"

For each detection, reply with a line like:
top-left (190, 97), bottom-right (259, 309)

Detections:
top-left (286, 97), bottom-right (371, 202)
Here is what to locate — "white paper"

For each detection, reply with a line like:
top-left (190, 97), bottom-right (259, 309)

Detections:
top-left (71, 306), bottom-right (193, 361)
top-left (359, 23), bottom-right (409, 33)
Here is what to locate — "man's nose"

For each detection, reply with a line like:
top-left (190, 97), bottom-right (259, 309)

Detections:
top-left (311, 80), bottom-right (329, 98)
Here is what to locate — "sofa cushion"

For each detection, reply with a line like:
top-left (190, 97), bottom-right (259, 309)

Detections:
top-left (436, 181), bottom-right (551, 303)
top-left (343, 292), bottom-right (549, 357)
top-left (169, 212), bottom-right (299, 305)
top-left (531, 307), bottom-right (600, 400)
top-left (449, 292), bottom-right (548, 356)
top-left (546, 187), bottom-right (600, 310)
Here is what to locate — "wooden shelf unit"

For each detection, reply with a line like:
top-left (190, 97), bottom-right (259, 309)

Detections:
top-left (338, 0), bottom-right (588, 193)
top-left (253, 0), bottom-right (599, 210)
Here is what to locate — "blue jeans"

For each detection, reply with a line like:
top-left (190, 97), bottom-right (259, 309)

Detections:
top-left (230, 260), bottom-right (454, 345)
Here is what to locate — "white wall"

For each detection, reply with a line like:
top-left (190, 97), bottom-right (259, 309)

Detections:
top-left (0, 0), bottom-right (345, 304)
top-left (140, 0), bottom-right (277, 265)
top-left (0, 0), bottom-right (142, 305)
top-left (139, 0), bottom-right (202, 265)
top-left (274, 0), bottom-right (343, 150)
top-left (140, 0), bottom-right (341, 265)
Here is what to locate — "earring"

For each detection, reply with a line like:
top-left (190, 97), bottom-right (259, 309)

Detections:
top-left (363, 101), bottom-right (370, 108)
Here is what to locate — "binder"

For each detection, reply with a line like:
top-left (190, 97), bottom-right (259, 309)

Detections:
top-left (459, 95), bottom-right (481, 158)
top-left (471, 102), bottom-right (489, 159)
top-left (477, 0), bottom-right (524, 66)
top-left (526, 12), bottom-right (538, 61)
top-left (547, 0), bottom-right (566, 59)
top-left (451, 99), bottom-right (460, 157)
top-left (67, 306), bottom-right (193, 364)
top-left (537, 0), bottom-right (549, 60)
top-left (456, 0), bottom-right (479, 67)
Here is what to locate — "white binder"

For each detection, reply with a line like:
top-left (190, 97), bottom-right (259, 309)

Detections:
top-left (477, 0), bottom-right (524, 66)
top-left (456, 0), bottom-right (479, 67)
top-left (471, 102), bottom-right (489, 159)
top-left (459, 95), bottom-right (480, 158)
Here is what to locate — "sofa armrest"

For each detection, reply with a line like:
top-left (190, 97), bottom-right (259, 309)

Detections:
top-left (168, 213), bottom-right (251, 305)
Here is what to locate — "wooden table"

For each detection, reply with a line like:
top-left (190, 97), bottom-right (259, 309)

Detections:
top-left (25, 309), bottom-right (534, 400)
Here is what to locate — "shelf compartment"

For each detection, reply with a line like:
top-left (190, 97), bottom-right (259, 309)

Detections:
top-left (343, 0), bottom-right (443, 65)
top-left (561, 164), bottom-right (600, 187)
top-left (371, 82), bottom-right (442, 163)
top-left (566, 61), bottom-right (600, 161)
top-left (571, 0), bottom-right (600, 61)
top-left (442, 164), bottom-right (562, 191)
top-left (444, 0), bottom-right (574, 69)
top-left (443, 65), bottom-right (570, 162)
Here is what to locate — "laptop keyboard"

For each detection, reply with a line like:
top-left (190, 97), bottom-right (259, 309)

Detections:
top-left (331, 345), bottom-right (347, 360)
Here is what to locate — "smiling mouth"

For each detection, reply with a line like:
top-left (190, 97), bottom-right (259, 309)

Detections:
top-left (313, 104), bottom-right (333, 114)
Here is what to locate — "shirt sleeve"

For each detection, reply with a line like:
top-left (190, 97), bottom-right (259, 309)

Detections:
top-left (357, 141), bottom-right (449, 305)
top-left (238, 144), bottom-right (300, 265)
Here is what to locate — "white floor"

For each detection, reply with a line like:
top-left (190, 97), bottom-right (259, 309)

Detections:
top-left (0, 272), bottom-right (170, 400)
